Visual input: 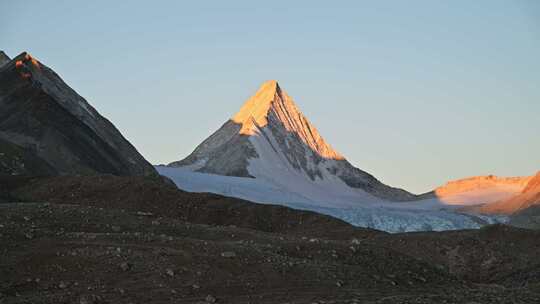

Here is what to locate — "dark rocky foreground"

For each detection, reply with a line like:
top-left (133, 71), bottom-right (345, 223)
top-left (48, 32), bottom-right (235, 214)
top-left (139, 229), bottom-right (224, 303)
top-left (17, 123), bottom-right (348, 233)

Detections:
top-left (1, 176), bottom-right (540, 304)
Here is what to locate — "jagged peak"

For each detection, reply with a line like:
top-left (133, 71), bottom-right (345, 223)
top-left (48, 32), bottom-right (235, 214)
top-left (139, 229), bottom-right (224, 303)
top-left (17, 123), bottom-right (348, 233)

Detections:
top-left (232, 80), bottom-right (281, 129)
top-left (2, 52), bottom-right (42, 80)
top-left (11, 52), bottom-right (38, 64)
top-left (232, 80), bottom-right (343, 160)
top-left (1, 50), bottom-right (100, 124)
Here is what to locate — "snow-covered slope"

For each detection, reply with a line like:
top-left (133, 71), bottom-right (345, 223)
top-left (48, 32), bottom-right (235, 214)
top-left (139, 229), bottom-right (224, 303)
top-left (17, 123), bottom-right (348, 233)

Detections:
top-left (160, 80), bottom-right (513, 232)
top-left (157, 166), bottom-right (505, 232)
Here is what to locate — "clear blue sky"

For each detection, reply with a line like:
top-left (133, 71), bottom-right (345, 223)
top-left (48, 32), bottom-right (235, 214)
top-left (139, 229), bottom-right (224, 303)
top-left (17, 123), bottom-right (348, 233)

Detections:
top-left (2, 0), bottom-right (539, 193)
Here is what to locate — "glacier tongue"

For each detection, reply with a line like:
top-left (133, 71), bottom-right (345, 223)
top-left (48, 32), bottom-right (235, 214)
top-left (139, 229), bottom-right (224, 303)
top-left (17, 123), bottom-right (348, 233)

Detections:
top-left (280, 203), bottom-right (506, 233)
top-left (156, 166), bottom-right (507, 233)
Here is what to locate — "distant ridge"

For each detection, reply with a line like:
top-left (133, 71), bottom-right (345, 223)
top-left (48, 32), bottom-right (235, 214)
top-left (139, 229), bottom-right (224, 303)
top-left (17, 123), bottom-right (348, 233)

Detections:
top-left (479, 171), bottom-right (540, 214)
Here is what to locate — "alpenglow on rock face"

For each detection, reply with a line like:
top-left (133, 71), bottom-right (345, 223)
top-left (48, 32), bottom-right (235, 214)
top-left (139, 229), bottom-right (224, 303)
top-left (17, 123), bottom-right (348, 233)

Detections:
top-left (0, 52), bottom-right (158, 177)
top-left (160, 80), bottom-right (514, 232)
top-left (479, 171), bottom-right (540, 215)
top-left (168, 80), bottom-right (416, 201)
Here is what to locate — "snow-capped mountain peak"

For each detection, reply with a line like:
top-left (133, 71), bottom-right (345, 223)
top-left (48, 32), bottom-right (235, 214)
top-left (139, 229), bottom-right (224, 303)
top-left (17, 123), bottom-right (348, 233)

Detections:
top-left (232, 80), bottom-right (342, 160)
top-left (232, 80), bottom-right (278, 133)
top-left (168, 80), bottom-right (417, 202)
top-left (160, 80), bottom-right (513, 232)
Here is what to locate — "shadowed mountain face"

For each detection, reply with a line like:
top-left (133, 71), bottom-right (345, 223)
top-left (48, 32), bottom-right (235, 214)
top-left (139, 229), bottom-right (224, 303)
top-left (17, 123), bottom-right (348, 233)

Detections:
top-left (0, 138), bottom-right (56, 176)
top-left (0, 52), bottom-right (157, 177)
top-left (0, 51), bottom-right (10, 67)
top-left (169, 80), bottom-right (417, 202)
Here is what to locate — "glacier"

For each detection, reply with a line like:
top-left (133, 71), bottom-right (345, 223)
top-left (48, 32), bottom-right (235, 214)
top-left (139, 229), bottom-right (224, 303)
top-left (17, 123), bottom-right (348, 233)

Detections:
top-left (161, 80), bottom-right (513, 233)
top-left (157, 166), bottom-right (507, 233)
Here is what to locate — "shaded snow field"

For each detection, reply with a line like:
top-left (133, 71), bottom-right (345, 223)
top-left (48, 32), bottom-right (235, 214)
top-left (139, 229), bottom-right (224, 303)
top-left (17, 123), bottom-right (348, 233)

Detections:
top-left (157, 166), bottom-right (507, 233)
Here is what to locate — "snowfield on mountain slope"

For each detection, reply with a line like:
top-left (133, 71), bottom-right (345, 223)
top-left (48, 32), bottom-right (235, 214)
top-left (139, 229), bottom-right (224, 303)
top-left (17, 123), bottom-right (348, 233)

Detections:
top-left (162, 80), bottom-right (522, 232)
top-left (157, 166), bottom-right (506, 233)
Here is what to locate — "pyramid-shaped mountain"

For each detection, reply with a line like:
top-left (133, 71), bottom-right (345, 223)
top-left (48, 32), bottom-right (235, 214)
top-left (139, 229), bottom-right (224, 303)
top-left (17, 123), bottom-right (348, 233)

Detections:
top-left (169, 80), bottom-right (416, 201)
top-left (0, 52), bottom-right (157, 177)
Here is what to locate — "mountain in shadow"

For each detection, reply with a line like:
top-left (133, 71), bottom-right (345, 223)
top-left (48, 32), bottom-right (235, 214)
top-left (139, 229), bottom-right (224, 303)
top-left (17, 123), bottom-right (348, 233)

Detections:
top-left (0, 51), bottom-right (158, 177)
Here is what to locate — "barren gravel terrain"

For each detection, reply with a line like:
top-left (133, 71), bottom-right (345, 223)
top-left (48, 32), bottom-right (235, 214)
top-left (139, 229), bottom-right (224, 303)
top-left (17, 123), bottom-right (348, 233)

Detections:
top-left (1, 176), bottom-right (539, 303)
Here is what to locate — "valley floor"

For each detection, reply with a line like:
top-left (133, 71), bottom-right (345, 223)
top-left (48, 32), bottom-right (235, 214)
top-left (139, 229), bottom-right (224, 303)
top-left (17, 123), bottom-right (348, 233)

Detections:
top-left (1, 176), bottom-right (539, 304)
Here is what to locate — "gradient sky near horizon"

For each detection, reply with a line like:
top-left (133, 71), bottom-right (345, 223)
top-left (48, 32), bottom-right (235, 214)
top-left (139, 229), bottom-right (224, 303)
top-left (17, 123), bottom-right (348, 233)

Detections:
top-left (2, 0), bottom-right (539, 193)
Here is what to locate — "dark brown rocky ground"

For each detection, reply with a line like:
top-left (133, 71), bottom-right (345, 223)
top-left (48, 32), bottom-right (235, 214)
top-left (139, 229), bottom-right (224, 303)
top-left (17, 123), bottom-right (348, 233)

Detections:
top-left (1, 175), bottom-right (539, 303)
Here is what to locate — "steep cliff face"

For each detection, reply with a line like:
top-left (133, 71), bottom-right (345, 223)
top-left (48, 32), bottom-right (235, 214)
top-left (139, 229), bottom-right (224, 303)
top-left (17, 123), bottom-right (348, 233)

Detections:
top-left (0, 52), bottom-right (157, 177)
top-left (169, 80), bottom-right (416, 202)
